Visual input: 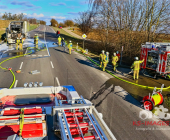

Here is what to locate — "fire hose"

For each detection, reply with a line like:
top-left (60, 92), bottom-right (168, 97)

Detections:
top-left (0, 47), bottom-right (32, 89)
top-left (78, 52), bottom-right (170, 90)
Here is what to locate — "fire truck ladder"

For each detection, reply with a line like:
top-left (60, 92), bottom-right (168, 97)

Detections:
top-left (54, 96), bottom-right (109, 140)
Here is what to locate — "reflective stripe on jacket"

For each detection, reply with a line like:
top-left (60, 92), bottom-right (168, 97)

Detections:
top-left (112, 56), bottom-right (118, 65)
top-left (99, 53), bottom-right (105, 62)
top-left (104, 55), bottom-right (109, 63)
top-left (69, 43), bottom-right (72, 48)
top-left (131, 60), bottom-right (144, 70)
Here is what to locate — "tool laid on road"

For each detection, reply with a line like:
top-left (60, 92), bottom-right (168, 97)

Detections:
top-left (142, 84), bottom-right (164, 111)
top-left (16, 70), bottom-right (21, 73)
top-left (30, 70), bottom-right (40, 74)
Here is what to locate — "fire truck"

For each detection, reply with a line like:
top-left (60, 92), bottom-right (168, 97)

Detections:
top-left (140, 42), bottom-right (170, 79)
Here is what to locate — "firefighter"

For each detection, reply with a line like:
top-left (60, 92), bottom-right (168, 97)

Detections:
top-left (16, 38), bottom-right (20, 50)
top-left (34, 34), bottom-right (39, 45)
top-left (99, 50), bottom-right (105, 68)
top-left (19, 38), bottom-right (23, 50)
top-left (68, 41), bottom-right (72, 54)
top-left (34, 34), bottom-right (36, 44)
top-left (103, 52), bottom-right (109, 71)
top-left (58, 36), bottom-right (61, 46)
top-left (131, 57), bottom-right (144, 80)
top-left (116, 51), bottom-right (121, 60)
top-left (61, 37), bottom-right (64, 47)
top-left (112, 53), bottom-right (118, 71)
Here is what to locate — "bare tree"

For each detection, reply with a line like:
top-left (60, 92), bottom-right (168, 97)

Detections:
top-left (85, 0), bottom-right (170, 64)
top-left (76, 11), bottom-right (96, 35)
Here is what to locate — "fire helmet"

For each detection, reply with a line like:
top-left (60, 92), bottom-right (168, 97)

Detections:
top-left (135, 57), bottom-right (138, 60)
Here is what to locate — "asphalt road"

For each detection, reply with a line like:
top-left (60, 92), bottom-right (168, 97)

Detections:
top-left (0, 25), bottom-right (170, 140)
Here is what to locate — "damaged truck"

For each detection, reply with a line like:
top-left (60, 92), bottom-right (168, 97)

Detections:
top-left (6, 21), bottom-right (29, 44)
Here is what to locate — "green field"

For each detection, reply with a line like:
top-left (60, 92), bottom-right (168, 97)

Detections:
top-left (29, 24), bottom-right (39, 31)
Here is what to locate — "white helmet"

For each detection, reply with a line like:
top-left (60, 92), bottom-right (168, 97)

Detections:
top-left (106, 52), bottom-right (109, 54)
top-left (113, 53), bottom-right (116, 56)
top-left (101, 50), bottom-right (105, 53)
top-left (135, 57), bottom-right (138, 60)
top-left (69, 41), bottom-right (71, 43)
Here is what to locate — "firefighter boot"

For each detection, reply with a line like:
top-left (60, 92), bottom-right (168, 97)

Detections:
top-left (100, 62), bottom-right (102, 68)
top-left (69, 48), bottom-right (72, 54)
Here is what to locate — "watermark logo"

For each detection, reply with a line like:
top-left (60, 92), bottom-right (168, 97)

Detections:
top-left (139, 105), bottom-right (170, 120)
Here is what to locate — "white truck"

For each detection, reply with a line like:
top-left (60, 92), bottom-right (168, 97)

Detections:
top-left (6, 21), bottom-right (29, 44)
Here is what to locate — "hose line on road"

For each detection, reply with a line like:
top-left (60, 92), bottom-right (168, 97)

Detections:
top-left (0, 48), bottom-right (32, 89)
top-left (79, 52), bottom-right (170, 91)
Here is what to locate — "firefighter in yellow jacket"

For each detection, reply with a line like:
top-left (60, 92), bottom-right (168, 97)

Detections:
top-left (99, 50), bottom-right (105, 67)
top-left (58, 36), bottom-right (61, 46)
top-left (131, 57), bottom-right (144, 80)
top-left (103, 52), bottom-right (109, 71)
top-left (19, 38), bottom-right (23, 50)
top-left (34, 34), bottom-right (39, 45)
top-left (68, 41), bottom-right (72, 54)
top-left (16, 38), bottom-right (20, 50)
top-left (112, 53), bottom-right (118, 71)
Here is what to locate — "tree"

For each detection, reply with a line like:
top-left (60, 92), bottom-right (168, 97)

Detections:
top-left (40, 20), bottom-right (46, 25)
top-left (85, 0), bottom-right (170, 64)
top-left (76, 11), bottom-right (95, 34)
top-left (74, 23), bottom-right (79, 27)
top-left (2, 12), bottom-right (8, 20)
top-left (50, 18), bottom-right (58, 27)
top-left (64, 20), bottom-right (74, 27)
top-left (59, 22), bottom-right (66, 27)
top-left (2, 12), bottom-right (25, 20)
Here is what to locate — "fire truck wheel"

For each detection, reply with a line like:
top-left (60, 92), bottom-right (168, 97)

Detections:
top-left (144, 100), bottom-right (154, 111)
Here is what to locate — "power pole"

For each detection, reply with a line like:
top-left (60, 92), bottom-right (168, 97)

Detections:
top-left (148, 0), bottom-right (150, 42)
top-left (106, 0), bottom-right (111, 48)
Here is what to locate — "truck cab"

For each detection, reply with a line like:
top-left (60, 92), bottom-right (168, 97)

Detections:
top-left (6, 21), bottom-right (28, 44)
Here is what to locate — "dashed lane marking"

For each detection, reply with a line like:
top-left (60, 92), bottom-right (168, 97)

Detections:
top-left (50, 61), bottom-right (54, 68)
top-left (14, 80), bottom-right (18, 88)
top-left (19, 62), bottom-right (23, 70)
top-left (56, 77), bottom-right (60, 86)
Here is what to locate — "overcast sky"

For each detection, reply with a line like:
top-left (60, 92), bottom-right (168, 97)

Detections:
top-left (0, 0), bottom-right (89, 24)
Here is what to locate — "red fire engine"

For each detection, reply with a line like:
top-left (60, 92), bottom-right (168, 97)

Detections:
top-left (140, 42), bottom-right (170, 79)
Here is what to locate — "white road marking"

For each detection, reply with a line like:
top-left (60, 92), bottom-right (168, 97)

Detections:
top-left (51, 27), bottom-right (56, 33)
top-left (44, 55), bottom-right (48, 57)
top-left (56, 77), bottom-right (60, 86)
top-left (19, 62), bottom-right (23, 70)
top-left (50, 61), bottom-right (54, 68)
top-left (32, 55), bottom-right (36, 57)
top-left (26, 55), bottom-right (30, 57)
top-left (14, 80), bottom-right (18, 88)
top-left (24, 49), bottom-right (28, 55)
top-left (38, 55), bottom-right (42, 57)
top-left (44, 25), bottom-right (50, 56)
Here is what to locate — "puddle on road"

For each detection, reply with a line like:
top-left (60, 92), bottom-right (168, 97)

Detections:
top-left (47, 41), bottom-right (58, 48)
top-left (2, 52), bottom-right (24, 58)
top-left (105, 76), bottom-right (170, 102)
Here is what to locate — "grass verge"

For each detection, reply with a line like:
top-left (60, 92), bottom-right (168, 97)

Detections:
top-left (29, 24), bottom-right (39, 31)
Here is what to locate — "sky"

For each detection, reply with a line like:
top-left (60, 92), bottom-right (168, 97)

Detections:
top-left (0, 0), bottom-right (89, 25)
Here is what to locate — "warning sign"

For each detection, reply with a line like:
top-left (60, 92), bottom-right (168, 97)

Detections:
top-left (82, 34), bottom-right (87, 39)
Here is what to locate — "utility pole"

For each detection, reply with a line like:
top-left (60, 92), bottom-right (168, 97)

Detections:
top-left (148, 0), bottom-right (150, 42)
top-left (106, 0), bottom-right (111, 46)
